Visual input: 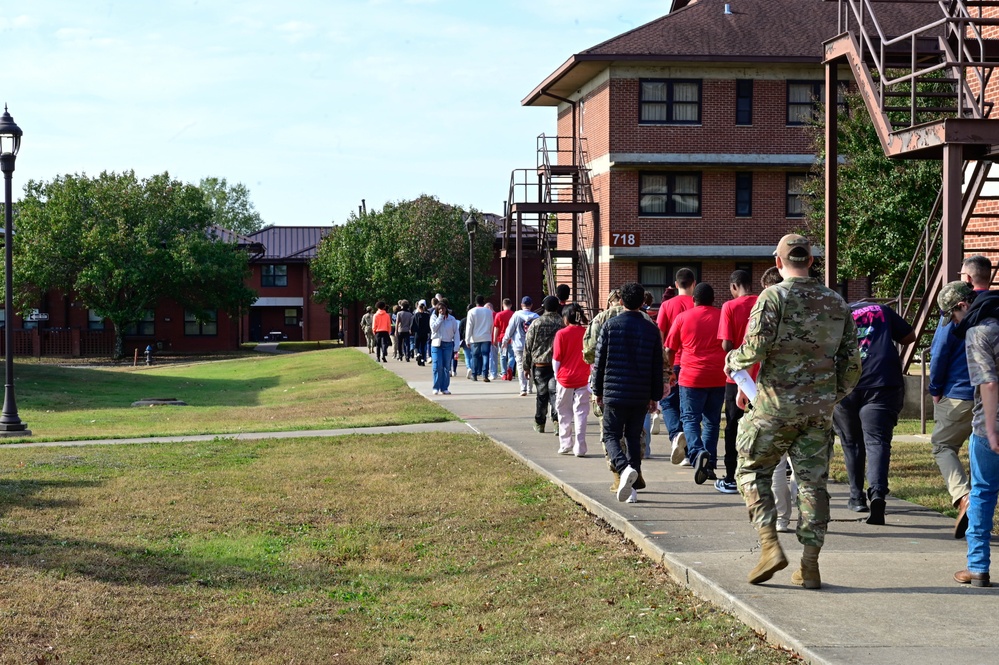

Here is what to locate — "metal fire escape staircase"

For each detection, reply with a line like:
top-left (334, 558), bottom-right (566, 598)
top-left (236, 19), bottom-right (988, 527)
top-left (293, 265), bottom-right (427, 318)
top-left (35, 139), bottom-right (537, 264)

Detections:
top-left (823, 0), bottom-right (999, 368)
top-left (503, 135), bottom-right (599, 317)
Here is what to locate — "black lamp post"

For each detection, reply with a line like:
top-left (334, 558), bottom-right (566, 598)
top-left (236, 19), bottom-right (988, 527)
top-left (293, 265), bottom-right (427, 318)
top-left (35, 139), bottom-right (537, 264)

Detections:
top-left (464, 212), bottom-right (478, 307)
top-left (0, 106), bottom-right (28, 436)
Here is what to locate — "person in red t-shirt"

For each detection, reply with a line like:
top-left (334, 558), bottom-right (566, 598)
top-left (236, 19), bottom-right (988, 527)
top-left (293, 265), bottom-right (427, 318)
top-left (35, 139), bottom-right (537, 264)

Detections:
top-left (665, 282), bottom-right (727, 486)
top-left (657, 268), bottom-right (696, 463)
top-left (716, 270), bottom-right (759, 495)
top-left (493, 298), bottom-right (516, 380)
top-left (553, 304), bottom-right (591, 458)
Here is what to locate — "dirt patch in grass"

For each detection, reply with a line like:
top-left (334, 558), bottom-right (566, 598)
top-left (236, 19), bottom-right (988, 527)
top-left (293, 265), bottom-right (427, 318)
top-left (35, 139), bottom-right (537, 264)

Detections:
top-left (0, 434), bottom-right (797, 664)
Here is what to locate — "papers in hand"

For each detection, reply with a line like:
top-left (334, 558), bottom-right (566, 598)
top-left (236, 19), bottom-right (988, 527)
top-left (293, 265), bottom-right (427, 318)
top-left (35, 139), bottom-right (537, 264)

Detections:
top-left (730, 369), bottom-right (758, 402)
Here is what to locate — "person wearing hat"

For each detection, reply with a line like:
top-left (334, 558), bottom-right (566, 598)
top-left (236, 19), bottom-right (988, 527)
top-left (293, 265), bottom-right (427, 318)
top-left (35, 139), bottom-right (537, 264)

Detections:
top-left (725, 233), bottom-right (861, 590)
top-left (523, 295), bottom-right (566, 433)
top-left (946, 279), bottom-right (999, 587)
top-left (502, 297), bottom-right (540, 396)
top-left (360, 305), bottom-right (375, 354)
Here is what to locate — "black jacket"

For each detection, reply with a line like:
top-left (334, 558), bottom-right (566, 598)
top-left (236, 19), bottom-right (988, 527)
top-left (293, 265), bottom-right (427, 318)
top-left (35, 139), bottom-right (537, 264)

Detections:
top-left (592, 310), bottom-right (664, 407)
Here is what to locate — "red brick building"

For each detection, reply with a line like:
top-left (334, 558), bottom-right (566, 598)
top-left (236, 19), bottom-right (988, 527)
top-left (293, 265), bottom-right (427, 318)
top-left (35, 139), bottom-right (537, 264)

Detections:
top-left (511, 0), bottom-right (938, 311)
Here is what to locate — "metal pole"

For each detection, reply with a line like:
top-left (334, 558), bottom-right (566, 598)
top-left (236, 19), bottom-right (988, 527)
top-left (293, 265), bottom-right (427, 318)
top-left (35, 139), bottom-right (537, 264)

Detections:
top-left (920, 348), bottom-right (927, 435)
top-left (468, 230), bottom-right (475, 307)
top-left (0, 155), bottom-right (26, 433)
top-left (825, 61), bottom-right (839, 290)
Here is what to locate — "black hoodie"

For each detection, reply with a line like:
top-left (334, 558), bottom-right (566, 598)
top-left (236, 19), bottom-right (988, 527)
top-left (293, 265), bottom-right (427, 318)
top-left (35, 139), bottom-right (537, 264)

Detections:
top-left (955, 290), bottom-right (999, 339)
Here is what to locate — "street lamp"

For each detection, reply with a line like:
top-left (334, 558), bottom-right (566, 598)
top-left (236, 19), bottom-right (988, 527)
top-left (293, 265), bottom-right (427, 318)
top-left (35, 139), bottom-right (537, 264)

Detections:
top-left (0, 105), bottom-right (28, 436)
top-left (464, 212), bottom-right (478, 307)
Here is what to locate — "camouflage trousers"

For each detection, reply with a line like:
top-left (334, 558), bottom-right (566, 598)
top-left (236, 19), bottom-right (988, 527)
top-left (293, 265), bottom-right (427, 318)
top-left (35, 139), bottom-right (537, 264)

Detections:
top-left (735, 410), bottom-right (834, 548)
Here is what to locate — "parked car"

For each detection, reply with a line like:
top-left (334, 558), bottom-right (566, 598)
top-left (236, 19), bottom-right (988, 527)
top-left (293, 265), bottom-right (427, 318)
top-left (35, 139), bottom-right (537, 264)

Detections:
top-left (263, 331), bottom-right (288, 341)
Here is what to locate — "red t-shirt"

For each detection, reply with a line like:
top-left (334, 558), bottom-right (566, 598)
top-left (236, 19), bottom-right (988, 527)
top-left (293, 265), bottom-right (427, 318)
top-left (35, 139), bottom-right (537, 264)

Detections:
top-left (657, 294), bottom-right (693, 365)
top-left (718, 294), bottom-right (759, 384)
top-left (665, 305), bottom-right (727, 388)
top-left (553, 325), bottom-right (589, 389)
top-left (493, 309), bottom-right (514, 344)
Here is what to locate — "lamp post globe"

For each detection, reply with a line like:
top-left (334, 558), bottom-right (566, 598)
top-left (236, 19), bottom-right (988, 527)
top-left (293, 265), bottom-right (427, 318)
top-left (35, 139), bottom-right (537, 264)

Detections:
top-left (463, 212), bottom-right (478, 308)
top-left (0, 105), bottom-right (29, 436)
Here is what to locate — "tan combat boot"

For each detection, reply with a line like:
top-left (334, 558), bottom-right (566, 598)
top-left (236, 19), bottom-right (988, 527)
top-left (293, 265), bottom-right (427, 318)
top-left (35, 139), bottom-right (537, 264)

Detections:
top-left (791, 545), bottom-right (822, 589)
top-left (747, 524), bottom-right (788, 584)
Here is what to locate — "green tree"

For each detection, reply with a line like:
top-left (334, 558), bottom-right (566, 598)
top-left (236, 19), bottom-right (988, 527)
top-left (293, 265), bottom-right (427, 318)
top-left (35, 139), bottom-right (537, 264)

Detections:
top-left (801, 92), bottom-right (942, 296)
top-left (13, 171), bottom-right (257, 359)
top-left (312, 195), bottom-right (495, 312)
top-left (198, 176), bottom-right (264, 236)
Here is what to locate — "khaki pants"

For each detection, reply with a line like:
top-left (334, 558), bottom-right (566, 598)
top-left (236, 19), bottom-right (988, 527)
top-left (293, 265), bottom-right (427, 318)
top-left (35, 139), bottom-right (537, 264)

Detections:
top-left (931, 397), bottom-right (973, 506)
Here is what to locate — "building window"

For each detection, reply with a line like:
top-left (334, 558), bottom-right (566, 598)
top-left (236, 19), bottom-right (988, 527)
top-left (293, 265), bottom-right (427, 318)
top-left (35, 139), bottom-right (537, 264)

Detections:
top-left (639, 172), bottom-right (701, 216)
top-left (735, 172), bottom-right (752, 217)
top-left (185, 310), bottom-right (218, 336)
top-left (736, 79), bottom-right (753, 125)
top-left (261, 265), bottom-right (288, 287)
top-left (640, 263), bottom-right (703, 303)
top-left (87, 309), bottom-right (105, 331)
top-left (284, 308), bottom-right (299, 326)
top-left (640, 79), bottom-right (701, 124)
top-left (787, 173), bottom-right (808, 217)
top-left (124, 310), bottom-right (155, 337)
top-left (787, 81), bottom-right (824, 125)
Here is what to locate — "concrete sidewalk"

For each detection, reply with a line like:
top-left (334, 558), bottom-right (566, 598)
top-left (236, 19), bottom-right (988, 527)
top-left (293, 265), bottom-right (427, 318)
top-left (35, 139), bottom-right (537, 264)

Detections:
top-left (373, 348), bottom-right (994, 665)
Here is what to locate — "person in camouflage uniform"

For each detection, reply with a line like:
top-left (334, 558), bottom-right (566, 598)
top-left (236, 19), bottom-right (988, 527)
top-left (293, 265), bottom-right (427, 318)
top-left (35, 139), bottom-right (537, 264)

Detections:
top-left (725, 234), bottom-right (861, 590)
top-left (524, 295), bottom-right (566, 433)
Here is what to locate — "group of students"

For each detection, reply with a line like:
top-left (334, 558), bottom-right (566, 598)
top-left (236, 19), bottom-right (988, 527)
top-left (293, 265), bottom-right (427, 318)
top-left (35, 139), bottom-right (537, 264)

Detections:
top-left (359, 299), bottom-right (433, 365)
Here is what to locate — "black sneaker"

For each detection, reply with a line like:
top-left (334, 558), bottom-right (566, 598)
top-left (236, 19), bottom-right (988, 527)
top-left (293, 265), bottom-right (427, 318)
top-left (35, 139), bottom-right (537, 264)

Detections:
top-left (867, 496), bottom-right (886, 525)
top-left (705, 469), bottom-right (718, 482)
top-left (847, 498), bottom-right (869, 513)
top-left (693, 451), bottom-right (710, 485)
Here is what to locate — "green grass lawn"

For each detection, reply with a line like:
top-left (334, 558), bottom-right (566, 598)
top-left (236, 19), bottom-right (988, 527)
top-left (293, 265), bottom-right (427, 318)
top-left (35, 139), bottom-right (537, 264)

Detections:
top-left (8, 348), bottom-right (453, 442)
top-left (0, 433), bottom-right (796, 664)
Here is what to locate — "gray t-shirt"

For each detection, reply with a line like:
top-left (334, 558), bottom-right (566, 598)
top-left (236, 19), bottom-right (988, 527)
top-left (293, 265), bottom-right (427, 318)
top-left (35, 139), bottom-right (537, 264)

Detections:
top-left (965, 317), bottom-right (999, 438)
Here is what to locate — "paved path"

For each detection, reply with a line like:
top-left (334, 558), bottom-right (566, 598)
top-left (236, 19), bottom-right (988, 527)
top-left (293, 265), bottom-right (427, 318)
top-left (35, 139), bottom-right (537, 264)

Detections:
top-left (2, 348), bottom-right (987, 663)
top-left (370, 348), bottom-right (994, 665)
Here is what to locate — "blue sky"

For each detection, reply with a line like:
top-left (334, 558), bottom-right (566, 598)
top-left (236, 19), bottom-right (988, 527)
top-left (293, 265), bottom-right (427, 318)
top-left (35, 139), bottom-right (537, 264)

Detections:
top-left (0, 1), bottom-right (666, 226)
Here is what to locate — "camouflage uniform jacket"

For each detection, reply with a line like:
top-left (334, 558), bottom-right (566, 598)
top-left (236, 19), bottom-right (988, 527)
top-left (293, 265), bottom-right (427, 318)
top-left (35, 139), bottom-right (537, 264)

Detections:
top-left (583, 306), bottom-right (656, 364)
top-left (965, 317), bottom-right (999, 439)
top-left (523, 312), bottom-right (565, 367)
top-left (724, 276), bottom-right (861, 419)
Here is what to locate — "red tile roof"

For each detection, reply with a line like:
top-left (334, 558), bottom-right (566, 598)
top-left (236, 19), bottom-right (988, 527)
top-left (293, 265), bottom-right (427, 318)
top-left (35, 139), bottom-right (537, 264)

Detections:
top-left (525, 0), bottom-right (942, 106)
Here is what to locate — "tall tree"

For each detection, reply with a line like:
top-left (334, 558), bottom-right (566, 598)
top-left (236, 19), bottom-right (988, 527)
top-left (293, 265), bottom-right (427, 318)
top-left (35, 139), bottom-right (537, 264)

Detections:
top-left (198, 176), bottom-right (265, 236)
top-left (312, 195), bottom-right (495, 312)
top-left (13, 171), bottom-right (257, 359)
top-left (801, 92), bottom-right (942, 296)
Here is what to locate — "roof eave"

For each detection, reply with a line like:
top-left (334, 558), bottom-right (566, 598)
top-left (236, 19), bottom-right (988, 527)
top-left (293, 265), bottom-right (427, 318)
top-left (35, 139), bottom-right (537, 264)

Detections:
top-left (524, 53), bottom-right (825, 107)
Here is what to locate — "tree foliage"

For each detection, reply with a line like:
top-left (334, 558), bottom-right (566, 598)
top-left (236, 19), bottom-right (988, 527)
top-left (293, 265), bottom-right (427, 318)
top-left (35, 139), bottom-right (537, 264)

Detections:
top-left (198, 176), bottom-right (265, 236)
top-left (13, 171), bottom-right (258, 359)
top-left (312, 195), bottom-right (496, 312)
top-left (801, 92), bottom-right (942, 296)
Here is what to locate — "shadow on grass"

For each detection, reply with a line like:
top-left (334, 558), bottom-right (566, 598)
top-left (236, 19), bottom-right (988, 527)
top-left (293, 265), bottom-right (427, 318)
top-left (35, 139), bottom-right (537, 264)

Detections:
top-left (0, 478), bottom-right (97, 514)
top-left (16, 365), bottom-right (280, 412)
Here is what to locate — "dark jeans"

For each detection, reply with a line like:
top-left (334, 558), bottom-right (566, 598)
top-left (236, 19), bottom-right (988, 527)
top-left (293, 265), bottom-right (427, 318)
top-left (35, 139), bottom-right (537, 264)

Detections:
top-left (532, 365), bottom-right (558, 426)
top-left (658, 365), bottom-right (683, 440)
top-left (833, 385), bottom-right (904, 500)
top-left (414, 335), bottom-right (429, 361)
top-left (723, 383), bottom-right (744, 482)
top-left (471, 341), bottom-right (491, 378)
top-left (602, 402), bottom-right (647, 474)
top-left (375, 331), bottom-right (391, 360)
top-left (398, 332), bottom-right (412, 360)
top-left (680, 385), bottom-right (725, 468)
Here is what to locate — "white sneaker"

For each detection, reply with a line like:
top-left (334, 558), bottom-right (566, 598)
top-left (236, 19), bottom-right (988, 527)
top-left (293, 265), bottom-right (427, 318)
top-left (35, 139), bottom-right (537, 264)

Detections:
top-left (650, 413), bottom-right (661, 435)
top-left (776, 519), bottom-right (793, 533)
top-left (466, 368), bottom-right (473, 379)
top-left (679, 458), bottom-right (692, 467)
top-left (557, 447), bottom-right (572, 455)
top-left (442, 390), bottom-right (451, 395)
top-left (626, 488), bottom-right (638, 503)
top-left (616, 466), bottom-right (638, 502)
top-left (574, 446), bottom-right (587, 457)
top-left (433, 390), bottom-right (440, 395)
top-left (520, 391), bottom-right (528, 397)
top-left (670, 432), bottom-right (687, 465)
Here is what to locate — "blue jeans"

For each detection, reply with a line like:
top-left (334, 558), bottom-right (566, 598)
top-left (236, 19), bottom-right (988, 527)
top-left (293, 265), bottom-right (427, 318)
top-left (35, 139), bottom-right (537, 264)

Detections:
top-left (431, 342), bottom-right (453, 392)
top-left (470, 341), bottom-right (491, 378)
top-left (602, 402), bottom-right (647, 474)
top-left (967, 433), bottom-right (999, 574)
top-left (499, 344), bottom-right (516, 375)
top-left (680, 385), bottom-right (725, 467)
top-left (832, 386), bottom-right (903, 500)
top-left (659, 365), bottom-right (683, 440)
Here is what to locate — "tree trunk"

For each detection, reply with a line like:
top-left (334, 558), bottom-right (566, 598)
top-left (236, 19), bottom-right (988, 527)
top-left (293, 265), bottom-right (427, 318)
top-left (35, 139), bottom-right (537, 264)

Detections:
top-left (112, 323), bottom-right (125, 362)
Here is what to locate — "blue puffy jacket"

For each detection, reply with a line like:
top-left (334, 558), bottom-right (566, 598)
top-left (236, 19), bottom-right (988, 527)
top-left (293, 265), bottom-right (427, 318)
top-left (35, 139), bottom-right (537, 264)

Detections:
top-left (592, 310), bottom-right (664, 408)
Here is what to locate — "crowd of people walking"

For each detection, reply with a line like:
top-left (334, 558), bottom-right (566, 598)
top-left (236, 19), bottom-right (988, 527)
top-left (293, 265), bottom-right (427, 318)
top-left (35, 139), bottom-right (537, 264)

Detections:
top-left (361, 240), bottom-right (999, 591)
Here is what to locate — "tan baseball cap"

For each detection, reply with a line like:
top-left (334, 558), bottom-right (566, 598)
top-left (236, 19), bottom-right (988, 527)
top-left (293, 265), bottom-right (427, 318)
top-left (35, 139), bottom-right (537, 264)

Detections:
top-left (773, 233), bottom-right (812, 264)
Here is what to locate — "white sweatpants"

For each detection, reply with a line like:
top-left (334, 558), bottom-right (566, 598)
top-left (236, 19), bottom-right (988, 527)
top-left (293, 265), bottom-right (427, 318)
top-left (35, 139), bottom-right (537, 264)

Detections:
top-left (555, 383), bottom-right (591, 455)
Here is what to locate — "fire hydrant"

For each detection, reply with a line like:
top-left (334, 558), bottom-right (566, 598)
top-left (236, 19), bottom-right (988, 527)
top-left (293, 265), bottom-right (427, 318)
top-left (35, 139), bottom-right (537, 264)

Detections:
top-left (145, 344), bottom-right (154, 366)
